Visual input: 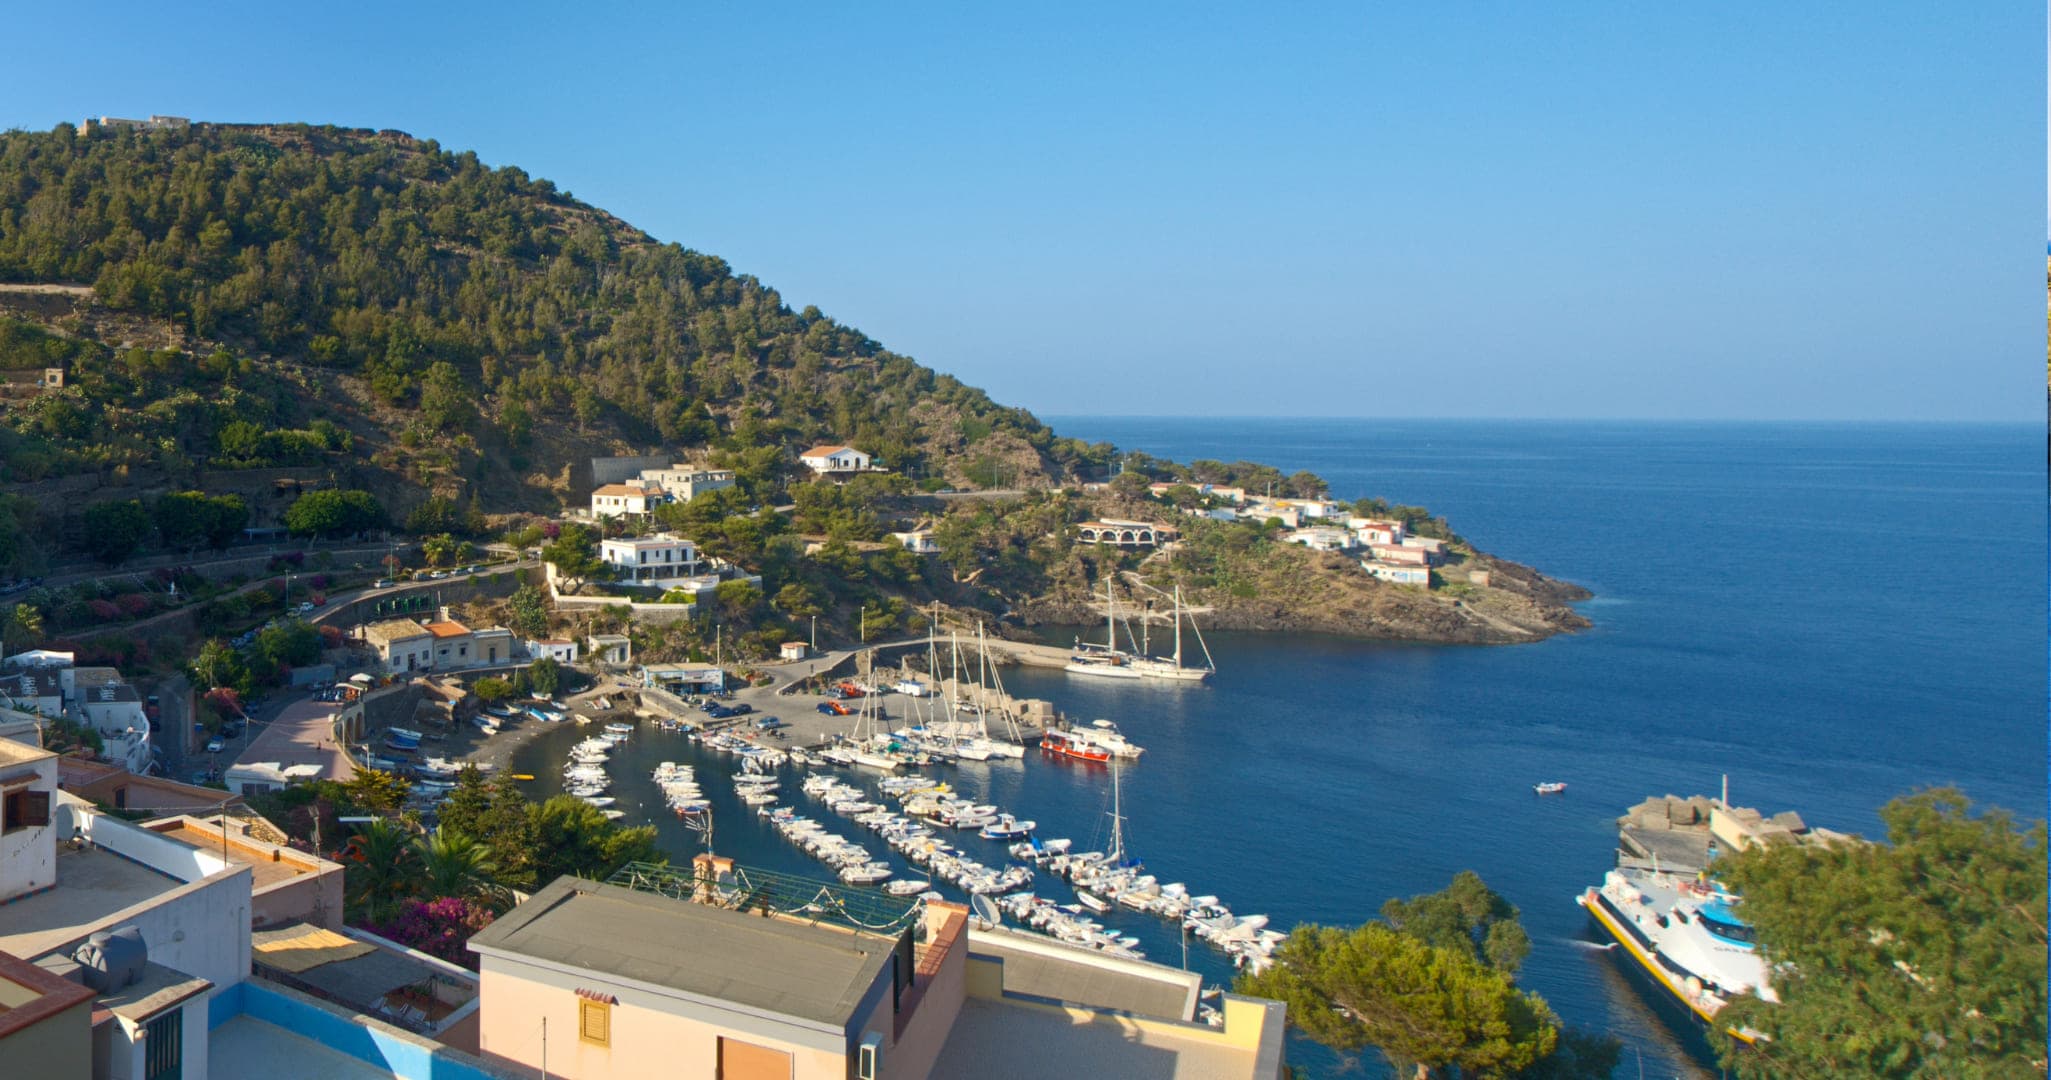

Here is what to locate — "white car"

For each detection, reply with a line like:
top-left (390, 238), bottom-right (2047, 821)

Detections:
top-left (205, 738), bottom-right (225, 754)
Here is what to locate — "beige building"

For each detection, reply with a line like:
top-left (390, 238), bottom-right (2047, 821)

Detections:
top-left (470, 859), bottom-right (1287, 1080)
top-left (364, 619), bottom-right (435, 674)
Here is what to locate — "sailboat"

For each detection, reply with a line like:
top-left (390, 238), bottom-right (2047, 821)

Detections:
top-left (1064, 579), bottom-right (1142, 679)
top-left (1128, 583), bottom-right (1215, 682)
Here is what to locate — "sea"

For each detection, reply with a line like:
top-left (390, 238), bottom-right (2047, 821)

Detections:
top-left (512, 419), bottom-right (2048, 1079)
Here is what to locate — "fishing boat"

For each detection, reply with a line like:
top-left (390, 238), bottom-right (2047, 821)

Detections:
top-left (1039, 730), bottom-right (1111, 763)
top-left (1535, 781), bottom-right (1568, 795)
top-left (510, 773), bottom-right (535, 782)
top-left (884, 879), bottom-right (932, 896)
top-left (1071, 719), bottom-right (1143, 759)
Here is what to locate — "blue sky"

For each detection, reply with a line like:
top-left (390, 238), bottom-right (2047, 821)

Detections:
top-left (1, 4), bottom-right (2041, 420)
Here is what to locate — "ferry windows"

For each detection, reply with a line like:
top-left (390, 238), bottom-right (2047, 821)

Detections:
top-left (1696, 910), bottom-right (1756, 944)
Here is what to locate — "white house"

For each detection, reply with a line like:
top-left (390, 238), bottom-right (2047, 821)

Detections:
top-left (601, 534), bottom-right (702, 584)
top-left (778, 641), bottom-right (808, 662)
top-left (527, 638), bottom-right (579, 664)
top-left (1350, 519), bottom-right (1406, 547)
top-left (590, 634), bottom-right (632, 666)
top-left (1284, 527), bottom-right (1358, 553)
top-left (1399, 536), bottom-right (1448, 564)
top-left (1363, 561), bottom-right (1432, 587)
top-left (798, 444), bottom-right (871, 474)
top-left (891, 530), bottom-right (940, 554)
top-left (589, 482), bottom-right (665, 518)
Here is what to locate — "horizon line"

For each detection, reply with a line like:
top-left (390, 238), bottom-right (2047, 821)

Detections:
top-left (1035, 414), bottom-right (2044, 426)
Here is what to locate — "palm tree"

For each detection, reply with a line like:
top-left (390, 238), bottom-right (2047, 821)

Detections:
top-left (413, 825), bottom-right (499, 899)
top-left (344, 818), bottom-right (420, 922)
top-left (2, 602), bottom-right (42, 657)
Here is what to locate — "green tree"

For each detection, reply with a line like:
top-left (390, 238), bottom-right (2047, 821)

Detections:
top-left (1240, 872), bottom-right (1612, 1079)
top-left (526, 656), bottom-right (561, 698)
top-left (436, 767), bottom-right (494, 838)
top-left (191, 638), bottom-right (243, 690)
top-left (1240, 922), bottom-right (1558, 1079)
top-left (284, 489), bottom-right (387, 539)
top-left (422, 533), bottom-right (459, 567)
top-left (81, 499), bottom-right (151, 564)
top-left (344, 818), bottom-right (420, 922)
top-left (405, 495), bottom-right (464, 536)
top-left (342, 768), bottom-right (413, 813)
top-left (1, 602), bottom-right (42, 657)
top-left (541, 523), bottom-right (605, 593)
top-left (412, 825), bottom-right (498, 899)
top-left (506, 584), bottom-right (550, 639)
top-left (1380, 869), bottom-right (1531, 974)
top-left (418, 361), bottom-right (475, 434)
top-left (1714, 789), bottom-right (2048, 1079)
top-left (528, 796), bottom-right (661, 883)
top-left (471, 676), bottom-right (514, 704)
top-left (714, 580), bottom-right (761, 622)
top-left (774, 582), bottom-right (822, 618)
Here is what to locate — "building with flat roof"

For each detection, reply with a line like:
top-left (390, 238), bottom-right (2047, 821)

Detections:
top-left (0, 948), bottom-right (96, 1077)
top-left (600, 534), bottom-right (702, 584)
top-left (637, 465), bottom-right (737, 502)
top-left (468, 861), bottom-right (1286, 1080)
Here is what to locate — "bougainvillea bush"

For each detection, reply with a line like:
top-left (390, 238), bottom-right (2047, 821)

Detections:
top-left (371, 896), bottom-right (496, 969)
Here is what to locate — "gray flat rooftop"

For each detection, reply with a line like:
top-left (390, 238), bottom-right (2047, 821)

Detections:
top-left (933, 996), bottom-right (1258, 1080)
top-left (968, 930), bottom-right (1199, 1021)
top-left (467, 876), bottom-right (893, 1027)
top-left (0, 846), bottom-right (184, 961)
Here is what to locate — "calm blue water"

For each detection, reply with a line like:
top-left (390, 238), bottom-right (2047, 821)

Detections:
top-left (520, 420), bottom-right (2047, 1078)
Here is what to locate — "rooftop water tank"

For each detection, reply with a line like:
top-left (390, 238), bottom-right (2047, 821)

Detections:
top-left (73, 926), bottom-right (147, 992)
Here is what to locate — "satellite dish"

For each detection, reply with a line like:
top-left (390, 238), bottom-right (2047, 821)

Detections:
top-left (971, 894), bottom-right (1002, 930)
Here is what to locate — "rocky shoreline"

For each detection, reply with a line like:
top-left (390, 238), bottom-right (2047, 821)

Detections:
top-left (1015, 554), bottom-right (1591, 646)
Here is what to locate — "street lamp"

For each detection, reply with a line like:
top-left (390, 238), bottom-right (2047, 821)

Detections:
top-left (860, 605), bottom-right (869, 644)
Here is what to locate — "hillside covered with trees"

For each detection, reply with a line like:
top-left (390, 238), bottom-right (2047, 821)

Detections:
top-left (0, 121), bottom-right (1109, 503)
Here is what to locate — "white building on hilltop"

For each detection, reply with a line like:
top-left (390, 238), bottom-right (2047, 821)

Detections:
top-left (799, 445), bottom-right (872, 474)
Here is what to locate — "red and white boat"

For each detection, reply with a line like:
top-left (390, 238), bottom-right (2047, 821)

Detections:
top-left (1040, 730), bottom-right (1112, 763)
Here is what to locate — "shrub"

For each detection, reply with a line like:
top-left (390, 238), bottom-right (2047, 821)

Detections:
top-left (371, 896), bottom-right (495, 969)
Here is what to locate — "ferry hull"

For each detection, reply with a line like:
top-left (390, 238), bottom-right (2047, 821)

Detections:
top-left (1577, 888), bottom-right (1758, 1045)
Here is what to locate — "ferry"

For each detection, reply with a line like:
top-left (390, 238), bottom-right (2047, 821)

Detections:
top-left (1577, 866), bottom-right (1774, 1043)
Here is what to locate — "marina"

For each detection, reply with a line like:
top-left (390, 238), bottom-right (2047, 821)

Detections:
top-left (361, 420), bottom-right (2041, 1079)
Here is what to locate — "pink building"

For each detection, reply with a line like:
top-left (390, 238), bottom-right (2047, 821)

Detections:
top-left (469, 859), bottom-right (1288, 1079)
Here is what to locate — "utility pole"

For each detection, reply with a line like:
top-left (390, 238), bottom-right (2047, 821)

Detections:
top-left (809, 615), bottom-right (817, 652)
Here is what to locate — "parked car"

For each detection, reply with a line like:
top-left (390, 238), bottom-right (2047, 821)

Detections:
top-left (374, 579), bottom-right (394, 589)
top-left (816, 701), bottom-right (851, 716)
top-left (296, 601), bottom-right (315, 614)
top-left (205, 738), bottom-right (224, 754)
top-left (704, 705), bottom-right (733, 720)
top-left (755, 716), bottom-right (783, 730)
top-left (729, 703), bottom-right (753, 716)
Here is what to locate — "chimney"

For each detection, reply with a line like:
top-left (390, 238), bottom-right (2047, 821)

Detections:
top-left (438, 605), bottom-right (451, 622)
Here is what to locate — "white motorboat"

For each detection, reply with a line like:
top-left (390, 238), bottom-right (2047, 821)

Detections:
top-left (1579, 866), bottom-right (1775, 1043)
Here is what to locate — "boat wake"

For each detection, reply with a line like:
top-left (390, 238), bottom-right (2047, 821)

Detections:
top-left (1566, 939), bottom-right (1618, 952)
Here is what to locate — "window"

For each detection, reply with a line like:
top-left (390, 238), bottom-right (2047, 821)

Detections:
top-left (3, 789), bottom-right (49, 833)
top-left (579, 998), bottom-right (611, 1047)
